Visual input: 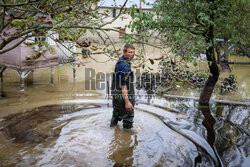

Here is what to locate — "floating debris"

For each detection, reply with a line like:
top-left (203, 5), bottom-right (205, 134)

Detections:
top-left (220, 75), bottom-right (237, 94)
top-left (136, 60), bottom-right (238, 94)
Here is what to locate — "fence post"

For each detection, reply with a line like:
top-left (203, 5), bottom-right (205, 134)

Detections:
top-left (0, 67), bottom-right (6, 83)
top-left (50, 66), bottom-right (54, 84)
top-left (16, 70), bottom-right (32, 91)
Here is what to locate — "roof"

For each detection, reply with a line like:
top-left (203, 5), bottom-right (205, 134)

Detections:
top-left (98, 0), bottom-right (154, 9)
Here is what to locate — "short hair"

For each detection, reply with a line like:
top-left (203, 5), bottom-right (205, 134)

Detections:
top-left (123, 44), bottom-right (135, 52)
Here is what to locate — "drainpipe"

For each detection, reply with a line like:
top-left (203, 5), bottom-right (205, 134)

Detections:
top-left (139, 0), bottom-right (142, 42)
top-left (140, 0), bottom-right (142, 11)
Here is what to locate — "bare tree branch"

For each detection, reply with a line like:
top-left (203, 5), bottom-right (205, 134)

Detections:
top-left (0, 26), bottom-right (48, 50)
top-left (99, 0), bottom-right (129, 28)
top-left (0, 35), bottom-right (31, 54)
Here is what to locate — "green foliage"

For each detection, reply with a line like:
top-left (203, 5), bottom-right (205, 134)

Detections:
top-left (200, 73), bottom-right (208, 79)
top-left (47, 45), bottom-right (56, 54)
top-left (193, 61), bottom-right (198, 67)
top-left (11, 19), bottom-right (26, 26)
top-left (128, 0), bottom-right (248, 104)
top-left (208, 61), bottom-right (213, 66)
top-left (174, 81), bottom-right (183, 86)
top-left (128, 0), bottom-right (249, 58)
top-left (25, 54), bottom-right (40, 60)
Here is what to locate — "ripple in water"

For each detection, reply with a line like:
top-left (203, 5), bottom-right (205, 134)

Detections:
top-left (0, 99), bottom-right (248, 167)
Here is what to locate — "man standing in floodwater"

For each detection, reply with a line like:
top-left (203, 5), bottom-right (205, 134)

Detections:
top-left (110, 44), bottom-right (135, 129)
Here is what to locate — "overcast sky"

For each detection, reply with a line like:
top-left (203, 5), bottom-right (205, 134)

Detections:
top-left (98, 0), bottom-right (155, 8)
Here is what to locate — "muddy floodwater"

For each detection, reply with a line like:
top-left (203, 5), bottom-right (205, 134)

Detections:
top-left (0, 52), bottom-right (249, 166)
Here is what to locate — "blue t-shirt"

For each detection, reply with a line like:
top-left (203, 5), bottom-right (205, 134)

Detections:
top-left (115, 56), bottom-right (133, 86)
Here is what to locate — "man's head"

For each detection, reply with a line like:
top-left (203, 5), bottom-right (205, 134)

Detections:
top-left (123, 44), bottom-right (135, 60)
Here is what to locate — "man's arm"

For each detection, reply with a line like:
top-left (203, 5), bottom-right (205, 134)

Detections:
top-left (121, 85), bottom-right (133, 112)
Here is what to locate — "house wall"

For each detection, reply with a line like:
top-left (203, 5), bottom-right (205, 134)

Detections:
top-left (87, 7), bottom-right (160, 44)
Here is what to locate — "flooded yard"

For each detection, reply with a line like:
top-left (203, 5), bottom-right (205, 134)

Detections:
top-left (0, 53), bottom-right (249, 166)
top-left (0, 0), bottom-right (249, 166)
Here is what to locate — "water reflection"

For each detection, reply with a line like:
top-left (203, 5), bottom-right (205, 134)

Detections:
top-left (144, 97), bottom-right (249, 167)
top-left (200, 106), bottom-right (216, 148)
top-left (108, 127), bottom-right (138, 166)
top-left (199, 105), bottom-right (221, 167)
top-left (0, 97), bottom-right (249, 166)
top-left (212, 103), bottom-right (250, 167)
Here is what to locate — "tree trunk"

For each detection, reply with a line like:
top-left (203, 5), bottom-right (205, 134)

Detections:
top-left (199, 46), bottom-right (219, 106)
top-left (200, 106), bottom-right (221, 167)
top-left (199, 1), bottom-right (220, 106)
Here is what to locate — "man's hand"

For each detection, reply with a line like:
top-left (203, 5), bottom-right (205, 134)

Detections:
top-left (125, 101), bottom-right (134, 112)
top-left (121, 85), bottom-right (134, 112)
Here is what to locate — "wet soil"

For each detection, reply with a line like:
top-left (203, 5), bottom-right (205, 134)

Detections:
top-left (0, 104), bottom-right (100, 143)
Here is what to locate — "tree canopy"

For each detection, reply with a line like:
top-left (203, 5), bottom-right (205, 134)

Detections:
top-left (127, 0), bottom-right (249, 105)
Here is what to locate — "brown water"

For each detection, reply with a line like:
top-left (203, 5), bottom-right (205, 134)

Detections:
top-left (0, 48), bottom-right (249, 166)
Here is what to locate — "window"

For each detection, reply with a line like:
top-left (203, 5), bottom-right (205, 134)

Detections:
top-left (113, 8), bottom-right (116, 18)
